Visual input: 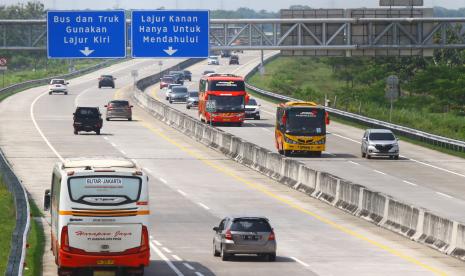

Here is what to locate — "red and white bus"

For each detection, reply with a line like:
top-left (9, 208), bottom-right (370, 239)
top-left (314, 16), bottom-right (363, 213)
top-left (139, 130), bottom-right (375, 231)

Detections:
top-left (198, 74), bottom-right (248, 126)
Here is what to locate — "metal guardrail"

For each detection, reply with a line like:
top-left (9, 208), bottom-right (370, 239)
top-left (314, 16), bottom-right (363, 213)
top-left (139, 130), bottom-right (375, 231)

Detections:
top-left (244, 55), bottom-right (465, 153)
top-left (0, 59), bottom-right (118, 98)
top-left (1, 149), bottom-right (30, 276)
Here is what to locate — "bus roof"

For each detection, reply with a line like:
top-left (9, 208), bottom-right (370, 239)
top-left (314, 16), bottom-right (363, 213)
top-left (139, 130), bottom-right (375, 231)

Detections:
top-left (202, 73), bottom-right (243, 81)
top-left (61, 157), bottom-right (136, 170)
top-left (279, 101), bottom-right (323, 108)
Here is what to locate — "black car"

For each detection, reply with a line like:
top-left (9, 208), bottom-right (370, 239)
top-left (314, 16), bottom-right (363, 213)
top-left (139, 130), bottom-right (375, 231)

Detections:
top-left (183, 70), bottom-right (192, 81)
top-left (186, 91), bottom-right (199, 109)
top-left (73, 107), bottom-right (103, 135)
top-left (202, 70), bottom-right (215, 76)
top-left (98, 75), bottom-right (116, 88)
top-left (229, 55), bottom-right (239, 65)
top-left (168, 71), bottom-right (185, 83)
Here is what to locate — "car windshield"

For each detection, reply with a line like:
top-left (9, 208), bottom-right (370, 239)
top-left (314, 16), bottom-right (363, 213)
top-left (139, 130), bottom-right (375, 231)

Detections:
top-left (286, 108), bottom-right (326, 135)
top-left (209, 80), bottom-right (245, 91)
top-left (369, 132), bottom-right (395, 141)
top-left (230, 219), bottom-right (271, 232)
top-left (189, 92), bottom-right (199, 97)
top-left (184, 71), bottom-right (191, 75)
top-left (101, 75), bottom-right (113, 79)
top-left (68, 176), bottom-right (141, 205)
top-left (109, 101), bottom-right (128, 107)
top-left (209, 56), bottom-right (218, 60)
top-left (248, 99), bottom-right (257, 105)
top-left (51, 79), bottom-right (65, 84)
top-left (76, 108), bottom-right (99, 117)
top-left (208, 95), bottom-right (244, 112)
top-left (204, 71), bottom-right (214, 75)
top-left (172, 87), bottom-right (188, 94)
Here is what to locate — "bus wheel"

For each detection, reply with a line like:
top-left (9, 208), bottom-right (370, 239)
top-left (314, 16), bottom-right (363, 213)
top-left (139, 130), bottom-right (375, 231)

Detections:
top-left (284, 150), bottom-right (291, 157)
top-left (314, 151), bottom-right (322, 157)
top-left (278, 150), bottom-right (284, 155)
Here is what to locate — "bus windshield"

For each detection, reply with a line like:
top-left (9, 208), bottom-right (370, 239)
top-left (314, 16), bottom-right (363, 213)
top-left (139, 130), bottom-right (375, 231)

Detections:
top-left (209, 80), bottom-right (245, 91)
top-left (209, 95), bottom-right (244, 112)
top-left (68, 176), bottom-right (141, 205)
top-left (286, 108), bottom-right (326, 135)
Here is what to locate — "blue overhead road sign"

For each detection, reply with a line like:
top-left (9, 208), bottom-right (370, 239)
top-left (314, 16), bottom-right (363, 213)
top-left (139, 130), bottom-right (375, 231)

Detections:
top-left (47, 10), bottom-right (126, 58)
top-left (131, 10), bottom-right (209, 58)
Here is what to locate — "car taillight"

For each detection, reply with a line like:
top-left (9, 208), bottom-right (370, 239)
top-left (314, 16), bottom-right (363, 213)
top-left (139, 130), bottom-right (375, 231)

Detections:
top-left (61, 226), bottom-right (70, 252)
top-left (282, 114), bottom-right (287, 125)
top-left (268, 230), bottom-right (275, 241)
top-left (140, 226), bottom-right (149, 252)
top-left (325, 111), bottom-right (330, 125)
top-left (225, 229), bottom-right (233, 240)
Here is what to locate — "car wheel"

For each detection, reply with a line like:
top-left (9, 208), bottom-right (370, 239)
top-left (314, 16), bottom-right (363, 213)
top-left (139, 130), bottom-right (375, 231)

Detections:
top-left (98, 86), bottom-right (101, 89)
top-left (96, 129), bottom-right (101, 135)
top-left (361, 151), bottom-right (366, 158)
top-left (186, 105), bottom-right (190, 109)
top-left (213, 242), bottom-right (220, 257)
top-left (74, 130), bottom-right (78, 135)
top-left (112, 86), bottom-right (115, 89)
top-left (64, 92), bottom-right (68, 95)
top-left (128, 117), bottom-right (132, 121)
top-left (255, 115), bottom-right (260, 120)
top-left (394, 155), bottom-right (399, 160)
top-left (49, 92), bottom-right (52, 95)
top-left (221, 246), bottom-right (230, 261)
top-left (106, 118), bottom-right (110, 121)
top-left (268, 253), bottom-right (276, 262)
top-left (366, 154), bottom-right (371, 159)
top-left (169, 100), bottom-right (173, 104)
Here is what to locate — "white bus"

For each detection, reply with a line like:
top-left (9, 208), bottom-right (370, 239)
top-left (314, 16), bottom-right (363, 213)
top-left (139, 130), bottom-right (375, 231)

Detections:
top-left (44, 158), bottom-right (150, 276)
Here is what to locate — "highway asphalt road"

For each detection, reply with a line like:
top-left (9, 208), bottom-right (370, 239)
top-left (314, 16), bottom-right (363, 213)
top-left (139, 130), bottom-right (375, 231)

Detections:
top-left (150, 51), bottom-right (465, 224)
top-left (1, 54), bottom-right (464, 275)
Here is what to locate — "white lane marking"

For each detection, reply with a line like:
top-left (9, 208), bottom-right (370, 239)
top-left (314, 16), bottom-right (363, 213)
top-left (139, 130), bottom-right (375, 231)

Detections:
top-left (74, 87), bottom-right (92, 107)
top-left (198, 202), bottom-right (210, 210)
top-left (159, 177), bottom-right (168, 184)
top-left (110, 142), bottom-right (117, 147)
top-left (130, 158), bottom-right (138, 165)
top-left (119, 149), bottom-right (127, 155)
top-left (153, 240), bottom-right (162, 246)
top-left (249, 123), bottom-right (257, 126)
top-left (150, 242), bottom-right (184, 276)
top-left (103, 136), bottom-right (109, 140)
top-left (261, 109), bottom-right (274, 115)
top-left (162, 247), bottom-right (172, 253)
top-left (172, 255), bottom-right (183, 261)
top-left (183, 263), bottom-right (195, 270)
top-left (331, 132), bottom-right (465, 179)
top-left (30, 91), bottom-right (64, 162)
top-left (402, 156), bottom-right (465, 179)
top-left (145, 168), bottom-right (153, 174)
top-left (348, 161), bottom-right (360, 165)
top-left (195, 273), bottom-right (205, 276)
top-left (436, 192), bottom-right (453, 199)
top-left (290, 256), bottom-right (310, 267)
top-left (177, 189), bottom-right (187, 196)
top-left (374, 170), bottom-right (387, 175)
top-left (324, 152), bottom-right (336, 157)
top-left (261, 128), bottom-right (271, 132)
top-left (403, 180), bottom-right (418, 187)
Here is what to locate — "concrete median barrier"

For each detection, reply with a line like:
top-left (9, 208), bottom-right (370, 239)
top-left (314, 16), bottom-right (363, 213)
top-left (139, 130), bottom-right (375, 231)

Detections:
top-left (132, 66), bottom-right (465, 263)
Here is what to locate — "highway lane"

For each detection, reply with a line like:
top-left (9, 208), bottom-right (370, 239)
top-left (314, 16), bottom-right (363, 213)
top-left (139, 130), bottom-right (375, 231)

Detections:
top-left (2, 57), bottom-right (464, 275)
top-left (150, 51), bottom-right (465, 223)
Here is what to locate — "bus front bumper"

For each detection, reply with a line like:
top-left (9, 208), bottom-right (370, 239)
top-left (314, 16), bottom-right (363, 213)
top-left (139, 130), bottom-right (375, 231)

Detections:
top-left (283, 144), bottom-right (325, 152)
top-left (59, 249), bottom-right (150, 268)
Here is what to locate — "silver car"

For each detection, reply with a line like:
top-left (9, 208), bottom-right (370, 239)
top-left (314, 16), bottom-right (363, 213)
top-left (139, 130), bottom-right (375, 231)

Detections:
top-left (213, 216), bottom-right (276, 261)
top-left (105, 100), bottom-right (132, 121)
top-left (361, 129), bottom-right (400, 159)
top-left (169, 86), bottom-right (189, 103)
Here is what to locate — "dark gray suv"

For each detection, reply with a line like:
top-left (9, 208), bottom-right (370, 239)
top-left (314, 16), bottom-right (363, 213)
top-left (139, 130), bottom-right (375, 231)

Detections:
top-left (213, 216), bottom-right (276, 261)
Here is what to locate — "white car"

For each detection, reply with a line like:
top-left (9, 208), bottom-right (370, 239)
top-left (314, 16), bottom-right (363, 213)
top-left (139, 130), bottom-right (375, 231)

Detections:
top-left (207, 56), bottom-right (220, 65)
top-left (245, 98), bottom-right (261, 120)
top-left (49, 79), bottom-right (69, 95)
top-left (165, 83), bottom-right (182, 100)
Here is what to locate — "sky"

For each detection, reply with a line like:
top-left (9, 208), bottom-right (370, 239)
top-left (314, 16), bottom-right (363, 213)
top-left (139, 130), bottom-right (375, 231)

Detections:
top-left (3, 0), bottom-right (465, 11)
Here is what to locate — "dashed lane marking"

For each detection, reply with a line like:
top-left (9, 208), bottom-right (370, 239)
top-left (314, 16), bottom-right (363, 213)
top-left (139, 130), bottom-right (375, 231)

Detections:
top-left (290, 257), bottom-right (310, 267)
top-left (149, 242), bottom-right (184, 276)
top-left (183, 263), bottom-right (195, 270)
top-left (403, 180), bottom-right (418, 187)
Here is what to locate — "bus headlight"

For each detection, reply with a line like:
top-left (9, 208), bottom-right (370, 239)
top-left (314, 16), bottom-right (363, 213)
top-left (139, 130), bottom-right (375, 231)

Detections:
top-left (284, 136), bottom-right (299, 144)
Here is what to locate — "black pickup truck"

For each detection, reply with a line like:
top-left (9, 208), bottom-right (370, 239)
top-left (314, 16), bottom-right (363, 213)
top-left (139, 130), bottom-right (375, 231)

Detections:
top-left (73, 107), bottom-right (103, 135)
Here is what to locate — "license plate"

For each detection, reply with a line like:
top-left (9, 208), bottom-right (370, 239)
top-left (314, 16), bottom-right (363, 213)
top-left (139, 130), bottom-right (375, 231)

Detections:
top-left (243, 235), bottom-right (258, 241)
top-left (96, 259), bottom-right (115, 265)
top-left (94, 271), bottom-right (115, 276)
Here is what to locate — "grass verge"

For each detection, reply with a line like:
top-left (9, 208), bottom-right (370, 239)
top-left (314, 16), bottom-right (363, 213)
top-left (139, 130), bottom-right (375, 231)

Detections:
top-left (0, 176), bottom-right (15, 275)
top-left (24, 200), bottom-right (44, 276)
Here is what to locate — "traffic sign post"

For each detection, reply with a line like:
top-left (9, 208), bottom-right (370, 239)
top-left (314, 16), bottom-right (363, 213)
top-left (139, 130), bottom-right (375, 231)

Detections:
top-left (386, 75), bottom-right (400, 122)
top-left (0, 58), bottom-right (6, 88)
top-left (131, 10), bottom-right (209, 58)
top-left (47, 10), bottom-right (126, 58)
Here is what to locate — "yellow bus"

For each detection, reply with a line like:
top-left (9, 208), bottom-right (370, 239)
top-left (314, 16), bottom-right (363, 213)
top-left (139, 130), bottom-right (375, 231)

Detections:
top-left (275, 102), bottom-right (330, 157)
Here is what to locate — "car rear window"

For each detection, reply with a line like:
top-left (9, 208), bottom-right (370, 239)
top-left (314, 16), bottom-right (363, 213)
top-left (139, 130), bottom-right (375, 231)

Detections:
top-left (189, 92), bottom-right (199, 97)
top-left (77, 108), bottom-right (99, 116)
top-left (109, 101), bottom-right (129, 107)
top-left (230, 219), bottom-right (271, 232)
top-left (162, 77), bottom-right (174, 83)
top-left (248, 99), bottom-right (257, 105)
top-left (172, 87), bottom-right (188, 93)
top-left (51, 80), bottom-right (65, 84)
top-left (369, 132), bottom-right (395, 141)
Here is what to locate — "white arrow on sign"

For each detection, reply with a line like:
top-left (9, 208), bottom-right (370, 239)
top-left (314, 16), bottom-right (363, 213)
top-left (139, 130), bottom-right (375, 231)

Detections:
top-left (80, 47), bottom-right (95, 56)
top-left (163, 46), bottom-right (178, 56)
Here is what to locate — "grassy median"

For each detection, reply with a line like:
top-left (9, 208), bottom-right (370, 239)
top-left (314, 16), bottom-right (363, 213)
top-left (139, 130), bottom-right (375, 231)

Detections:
top-left (0, 176), bottom-right (15, 275)
top-left (24, 200), bottom-right (44, 276)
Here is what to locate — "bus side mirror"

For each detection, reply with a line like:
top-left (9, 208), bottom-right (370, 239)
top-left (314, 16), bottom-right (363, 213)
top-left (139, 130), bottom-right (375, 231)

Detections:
top-left (44, 189), bottom-right (51, 211)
